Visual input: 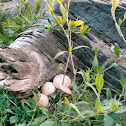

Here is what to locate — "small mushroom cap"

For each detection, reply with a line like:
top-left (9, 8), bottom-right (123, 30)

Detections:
top-left (32, 93), bottom-right (49, 107)
top-left (41, 82), bottom-right (56, 96)
top-left (53, 74), bottom-right (71, 89)
top-left (60, 85), bottom-right (72, 95)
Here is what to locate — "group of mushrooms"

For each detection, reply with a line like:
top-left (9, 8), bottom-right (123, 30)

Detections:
top-left (32, 74), bottom-right (72, 107)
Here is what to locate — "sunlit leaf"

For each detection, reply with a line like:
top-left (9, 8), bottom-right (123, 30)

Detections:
top-left (96, 73), bottom-right (104, 93)
top-left (58, 63), bottom-right (65, 71)
top-left (70, 103), bottom-right (81, 116)
top-left (80, 35), bottom-right (88, 39)
top-left (123, 11), bottom-right (126, 21)
top-left (74, 20), bottom-right (84, 27)
top-left (56, 0), bottom-right (62, 5)
top-left (72, 45), bottom-right (89, 50)
top-left (54, 51), bottom-right (67, 59)
top-left (114, 43), bottom-right (120, 57)
top-left (64, 97), bottom-right (70, 107)
top-left (56, 16), bottom-right (62, 24)
top-left (118, 18), bottom-right (122, 26)
top-left (60, 5), bottom-right (66, 20)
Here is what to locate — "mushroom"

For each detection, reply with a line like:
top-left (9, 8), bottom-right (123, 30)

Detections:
top-left (32, 93), bottom-right (49, 107)
top-left (41, 82), bottom-right (56, 96)
top-left (60, 85), bottom-right (72, 94)
top-left (53, 74), bottom-right (71, 88)
top-left (53, 74), bottom-right (72, 94)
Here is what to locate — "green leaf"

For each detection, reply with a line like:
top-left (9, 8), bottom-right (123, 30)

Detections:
top-left (110, 95), bottom-right (116, 111)
top-left (40, 120), bottom-right (55, 126)
top-left (80, 109), bottom-right (95, 116)
top-left (71, 81), bottom-right (79, 94)
top-left (86, 82), bottom-right (98, 96)
top-left (9, 116), bottom-right (20, 124)
top-left (118, 18), bottom-right (122, 26)
top-left (21, 0), bottom-right (27, 4)
top-left (80, 34), bottom-right (88, 39)
top-left (95, 96), bottom-right (101, 111)
top-left (114, 43), bottom-right (120, 57)
top-left (72, 45), bottom-right (88, 50)
top-left (54, 51), bottom-right (67, 59)
top-left (70, 103), bottom-right (81, 116)
top-left (115, 23), bottom-right (122, 37)
top-left (96, 73), bottom-right (104, 93)
top-left (60, 5), bottom-right (66, 20)
top-left (123, 11), bottom-right (126, 21)
top-left (106, 88), bottom-right (112, 100)
top-left (39, 108), bottom-right (50, 117)
top-left (56, 0), bottom-right (62, 5)
top-left (115, 106), bottom-right (126, 114)
top-left (58, 63), bottom-right (65, 71)
top-left (75, 101), bottom-right (89, 105)
top-left (110, 62), bottom-right (118, 68)
top-left (120, 73), bottom-right (126, 87)
top-left (92, 55), bottom-right (99, 72)
top-left (7, 17), bottom-right (11, 25)
top-left (69, 19), bottom-right (76, 30)
top-left (104, 115), bottom-right (114, 126)
top-left (31, 116), bottom-right (46, 125)
top-left (64, 97), bottom-right (70, 107)
top-left (57, 99), bottom-right (62, 111)
top-left (39, 28), bottom-right (45, 33)
top-left (56, 16), bottom-right (62, 24)
top-left (74, 20), bottom-right (84, 27)
top-left (78, 69), bottom-right (87, 82)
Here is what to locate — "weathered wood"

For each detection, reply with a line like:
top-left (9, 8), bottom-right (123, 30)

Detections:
top-left (0, 0), bottom-right (126, 97)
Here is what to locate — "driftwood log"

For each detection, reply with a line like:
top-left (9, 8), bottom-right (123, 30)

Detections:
top-left (0, 0), bottom-right (126, 98)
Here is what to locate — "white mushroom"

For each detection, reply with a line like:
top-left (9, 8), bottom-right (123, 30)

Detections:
top-left (53, 74), bottom-right (72, 94)
top-left (60, 85), bottom-right (72, 94)
top-left (32, 93), bottom-right (49, 107)
top-left (41, 82), bottom-right (56, 96)
top-left (53, 74), bottom-right (71, 89)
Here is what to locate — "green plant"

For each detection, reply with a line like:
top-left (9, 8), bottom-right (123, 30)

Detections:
top-left (0, 0), bottom-right (44, 46)
top-left (44, 0), bottom-right (90, 83)
top-left (0, 0), bottom-right (126, 125)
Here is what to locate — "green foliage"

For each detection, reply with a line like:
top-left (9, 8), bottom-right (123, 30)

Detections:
top-left (0, 0), bottom-right (44, 46)
top-left (111, 0), bottom-right (126, 44)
